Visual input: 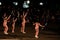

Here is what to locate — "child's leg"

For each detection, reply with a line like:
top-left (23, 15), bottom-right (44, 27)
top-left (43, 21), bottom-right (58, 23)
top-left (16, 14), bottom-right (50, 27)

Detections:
top-left (21, 23), bottom-right (23, 32)
top-left (35, 27), bottom-right (39, 38)
top-left (35, 29), bottom-right (39, 36)
top-left (22, 24), bottom-right (25, 32)
top-left (21, 26), bottom-right (22, 32)
top-left (12, 24), bottom-right (15, 33)
top-left (21, 23), bottom-right (26, 33)
top-left (4, 25), bottom-right (8, 34)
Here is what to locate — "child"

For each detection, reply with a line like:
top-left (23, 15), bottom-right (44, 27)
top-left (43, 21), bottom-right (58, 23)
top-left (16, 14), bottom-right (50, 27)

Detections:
top-left (21, 11), bottom-right (28, 34)
top-left (3, 14), bottom-right (11, 35)
top-left (33, 21), bottom-right (44, 38)
top-left (12, 18), bottom-right (17, 33)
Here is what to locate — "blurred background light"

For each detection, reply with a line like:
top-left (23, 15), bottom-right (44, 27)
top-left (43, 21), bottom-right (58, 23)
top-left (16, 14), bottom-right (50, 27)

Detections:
top-left (40, 2), bottom-right (43, 5)
top-left (0, 2), bottom-right (2, 5)
top-left (13, 2), bottom-right (18, 6)
top-left (27, 0), bottom-right (30, 4)
top-left (23, 1), bottom-right (29, 8)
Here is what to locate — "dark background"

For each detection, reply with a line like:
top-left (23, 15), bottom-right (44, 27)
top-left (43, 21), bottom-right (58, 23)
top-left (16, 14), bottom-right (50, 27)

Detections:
top-left (0, 0), bottom-right (60, 33)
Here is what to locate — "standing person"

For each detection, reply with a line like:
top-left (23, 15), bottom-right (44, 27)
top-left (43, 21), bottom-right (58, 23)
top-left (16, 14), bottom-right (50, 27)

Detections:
top-left (3, 13), bottom-right (11, 34)
top-left (21, 11), bottom-right (28, 34)
top-left (12, 18), bottom-right (17, 33)
top-left (33, 21), bottom-right (44, 38)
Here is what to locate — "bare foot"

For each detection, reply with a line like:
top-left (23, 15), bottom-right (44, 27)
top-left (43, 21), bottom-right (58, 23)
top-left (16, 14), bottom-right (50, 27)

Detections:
top-left (35, 35), bottom-right (39, 38)
top-left (21, 31), bottom-right (26, 34)
top-left (4, 32), bottom-right (8, 35)
top-left (12, 31), bottom-right (14, 33)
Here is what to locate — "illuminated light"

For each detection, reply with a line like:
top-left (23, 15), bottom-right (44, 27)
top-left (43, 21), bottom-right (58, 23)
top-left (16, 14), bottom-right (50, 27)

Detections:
top-left (23, 1), bottom-right (29, 8)
top-left (13, 2), bottom-right (18, 5)
top-left (0, 2), bottom-right (2, 5)
top-left (23, 4), bottom-right (29, 8)
top-left (40, 2), bottom-right (43, 5)
top-left (27, 0), bottom-right (30, 4)
top-left (15, 2), bottom-right (18, 5)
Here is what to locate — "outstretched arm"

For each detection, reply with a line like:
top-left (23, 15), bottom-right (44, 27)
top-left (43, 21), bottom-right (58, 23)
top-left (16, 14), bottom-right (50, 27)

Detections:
top-left (7, 15), bottom-right (11, 20)
top-left (24, 12), bottom-right (28, 17)
top-left (33, 23), bottom-right (35, 25)
top-left (15, 18), bottom-right (17, 22)
top-left (23, 11), bottom-right (25, 16)
top-left (39, 23), bottom-right (45, 27)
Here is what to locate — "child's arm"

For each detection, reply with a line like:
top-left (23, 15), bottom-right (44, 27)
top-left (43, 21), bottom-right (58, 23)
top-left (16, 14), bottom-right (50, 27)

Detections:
top-left (15, 18), bottom-right (17, 22)
top-left (7, 15), bottom-right (11, 20)
top-left (24, 12), bottom-right (28, 17)
top-left (33, 23), bottom-right (35, 25)
top-left (39, 23), bottom-right (45, 27)
top-left (23, 11), bottom-right (25, 16)
top-left (2, 16), bottom-right (4, 19)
